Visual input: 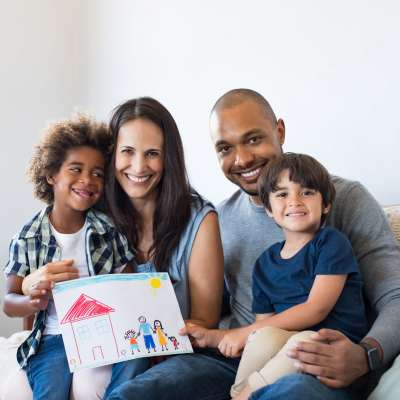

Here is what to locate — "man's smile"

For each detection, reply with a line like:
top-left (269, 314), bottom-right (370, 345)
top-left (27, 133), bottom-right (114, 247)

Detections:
top-left (232, 162), bottom-right (268, 182)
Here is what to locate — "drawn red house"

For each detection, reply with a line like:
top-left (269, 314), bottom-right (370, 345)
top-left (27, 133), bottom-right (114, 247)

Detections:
top-left (60, 294), bottom-right (119, 367)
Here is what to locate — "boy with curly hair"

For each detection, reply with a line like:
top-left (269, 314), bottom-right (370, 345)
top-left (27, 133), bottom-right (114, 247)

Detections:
top-left (3, 115), bottom-right (134, 400)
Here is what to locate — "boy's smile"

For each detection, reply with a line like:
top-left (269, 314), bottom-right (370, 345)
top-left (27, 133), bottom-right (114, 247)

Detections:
top-left (47, 146), bottom-right (105, 232)
top-left (267, 169), bottom-right (330, 237)
top-left (71, 188), bottom-right (96, 199)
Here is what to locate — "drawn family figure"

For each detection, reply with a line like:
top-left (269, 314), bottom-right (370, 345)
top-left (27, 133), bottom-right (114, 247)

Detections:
top-left (168, 336), bottom-right (180, 350)
top-left (124, 329), bottom-right (141, 355)
top-left (138, 315), bottom-right (157, 353)
top-left (153, 320), bottom-right (168, 351)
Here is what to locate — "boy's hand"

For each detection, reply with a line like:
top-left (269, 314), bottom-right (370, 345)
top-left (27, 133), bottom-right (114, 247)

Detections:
top-left (28, 280), bottom-right (54, 311)
top-left (179, 323), bottom-right (225, 348)
top-left (22, 260), bottom-right (79, 295)
top-left (218, 327), bottom-right (251, 358)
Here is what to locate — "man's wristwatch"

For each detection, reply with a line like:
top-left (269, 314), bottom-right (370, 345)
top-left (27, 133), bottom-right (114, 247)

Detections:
top-left (359, 341), bottom-right (383, 371)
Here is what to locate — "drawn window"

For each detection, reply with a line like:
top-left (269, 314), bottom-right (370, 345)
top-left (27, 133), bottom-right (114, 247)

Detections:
top-left (77, 325), bottom-right (91, 340)
top-left (95, 319), bottom-right (110, 335)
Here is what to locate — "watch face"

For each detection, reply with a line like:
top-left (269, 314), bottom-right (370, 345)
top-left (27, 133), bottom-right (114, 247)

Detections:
top-left (360, 342), bottom-right (383, 371)
top-left (368, 348), bottom-right (382, 371)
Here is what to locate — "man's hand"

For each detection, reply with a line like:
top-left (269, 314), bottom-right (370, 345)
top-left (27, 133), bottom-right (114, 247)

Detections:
top-left (179, 323), bottom-right (225, 348)
top-left (22, 260), bottom-right (79, 295)
top-left (218, 327), bottom-right (251, 358)
top-left (286, 329), bottom-right (369, 388)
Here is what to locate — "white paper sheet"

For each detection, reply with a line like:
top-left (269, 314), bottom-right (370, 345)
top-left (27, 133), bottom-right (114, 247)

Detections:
top-left (53, 273), bottom-right (193, 372)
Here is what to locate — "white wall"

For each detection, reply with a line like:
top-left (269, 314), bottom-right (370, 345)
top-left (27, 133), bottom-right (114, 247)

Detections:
top-left (1, 0), bottom-right (399, 336)
top-left (77, 0), bottom-right (400, 205)
top-left (0, 0), bottom-right (83, 336)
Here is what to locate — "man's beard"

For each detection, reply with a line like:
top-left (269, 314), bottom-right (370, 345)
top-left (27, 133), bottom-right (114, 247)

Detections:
top-left (227, 175), bottom-right (259, 196)
top-left (240, 186), bottom-right (258, 196)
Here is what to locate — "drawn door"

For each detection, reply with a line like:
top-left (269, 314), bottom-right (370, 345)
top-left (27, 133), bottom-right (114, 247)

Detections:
top-left (92, 345), bottom-right (104, 361)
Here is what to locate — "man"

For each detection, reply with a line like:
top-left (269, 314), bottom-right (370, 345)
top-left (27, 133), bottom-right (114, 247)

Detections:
top-left (106, 89), bottom-right (400, 400)
top-left (197, 88), bottom-right (400, 399)
top-left (138, 316), bottom-right (156, 353)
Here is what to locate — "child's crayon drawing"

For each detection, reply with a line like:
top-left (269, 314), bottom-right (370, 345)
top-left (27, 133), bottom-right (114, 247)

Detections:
top-left (138, 315), bottom-right (157, 353)
top-left (168, 336), bottom-right (180, 350)
top-left (124, 329), bottom-right (141, 354)
top-left (53, 273), bottom-right (193, 372)
top-left (153, 319), bottom-right (168, 351)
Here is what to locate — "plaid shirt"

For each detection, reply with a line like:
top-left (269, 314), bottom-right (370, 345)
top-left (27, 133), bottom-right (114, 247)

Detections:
top-left (4, 206), bottom-right (134, 368)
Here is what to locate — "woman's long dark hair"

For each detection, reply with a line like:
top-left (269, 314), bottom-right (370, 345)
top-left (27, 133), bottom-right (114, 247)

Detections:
top-left (106, 97), bottom-right (199, 272)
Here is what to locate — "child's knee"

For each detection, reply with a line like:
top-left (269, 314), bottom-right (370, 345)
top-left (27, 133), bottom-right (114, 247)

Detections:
top-left (247, 326), bottom-right (293, 347)
top-left (286, 330), bottom-right (316, 347)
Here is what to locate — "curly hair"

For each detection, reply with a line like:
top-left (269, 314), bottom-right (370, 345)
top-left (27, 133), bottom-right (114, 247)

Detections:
top-left (28, 114), bottom-right (111, 204)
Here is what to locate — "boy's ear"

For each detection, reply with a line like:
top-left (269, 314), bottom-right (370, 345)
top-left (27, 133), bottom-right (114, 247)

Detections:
top-left (46, 175), bottom-right (55, 185)
top-left (322, 204), bottom-right (331, 214)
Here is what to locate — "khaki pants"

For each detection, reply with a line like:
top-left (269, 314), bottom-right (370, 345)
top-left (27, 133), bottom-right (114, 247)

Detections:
top-left (231, 326), bottom-right (317, 397)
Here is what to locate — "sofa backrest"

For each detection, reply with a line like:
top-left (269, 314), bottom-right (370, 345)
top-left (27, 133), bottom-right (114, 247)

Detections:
top-left (20, 204), bottom-right (400, 332)
top-left (383, 205), bottom-right (400, 244)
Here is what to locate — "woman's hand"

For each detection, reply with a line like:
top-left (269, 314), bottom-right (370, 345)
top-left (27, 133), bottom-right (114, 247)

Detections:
top-left (180, 322), bottom-right (226, 348)
top-left (22, 260), bottom-right (79, 296)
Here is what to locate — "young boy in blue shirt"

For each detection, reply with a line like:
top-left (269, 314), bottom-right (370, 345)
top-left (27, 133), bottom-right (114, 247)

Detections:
top-left (3, 115), bottom-right (134, 400)
top-left (228, 152), bottom-right (368, 399)
top-left (185, 152), bottom-right (368, 399)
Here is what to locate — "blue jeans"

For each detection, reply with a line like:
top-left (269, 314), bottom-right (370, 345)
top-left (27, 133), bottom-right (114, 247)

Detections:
top-left (105, 349), bottom-right (239, 400)
top-left (250, 373), bottom-right (366, 400)
top-left (104, 358), bottom-right (151, 398)
top-left (25, 334), bottom-right (72, 400)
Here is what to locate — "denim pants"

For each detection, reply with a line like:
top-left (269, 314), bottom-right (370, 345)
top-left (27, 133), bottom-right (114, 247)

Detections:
top-left (250, 373), bottom-right (372, 400)
top-left (105, 348), bottom-right (239, 400)
top-left (25, 334), bottom-right (72, 400)
top-left (104, 358), bottom-right (151, 398)
top-left (105, 351), bottom-right (375, 400)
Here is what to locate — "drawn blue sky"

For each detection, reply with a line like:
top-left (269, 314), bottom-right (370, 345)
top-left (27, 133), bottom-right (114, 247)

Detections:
top-left (53, 272), bottom-right (169, 294)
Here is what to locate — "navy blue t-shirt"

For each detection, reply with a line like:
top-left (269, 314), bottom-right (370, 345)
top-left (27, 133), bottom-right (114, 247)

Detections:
top-left (252, 227), bottom-right (368, 343)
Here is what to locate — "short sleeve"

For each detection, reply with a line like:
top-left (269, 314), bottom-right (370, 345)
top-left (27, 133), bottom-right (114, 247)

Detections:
top-left (251, 257), bottom-right (274, 314)
top-left (314, 228), bottom-right (359, 276)
top-left (112, 231), bottom-right (135, 270)
top-left (3, 237), bottom-right (30, 278)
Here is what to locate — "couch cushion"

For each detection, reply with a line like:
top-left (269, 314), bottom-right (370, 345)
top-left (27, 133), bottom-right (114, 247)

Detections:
top-left (383, 205), bottom-right (400, 243)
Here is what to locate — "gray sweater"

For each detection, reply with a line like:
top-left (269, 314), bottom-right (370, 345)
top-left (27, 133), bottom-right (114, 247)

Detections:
top-left (218, 176), bottom-right (400, 364)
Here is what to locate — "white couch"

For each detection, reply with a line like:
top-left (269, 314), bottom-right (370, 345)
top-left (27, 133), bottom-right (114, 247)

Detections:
top-left (1, 206), bottom-right (399, 399)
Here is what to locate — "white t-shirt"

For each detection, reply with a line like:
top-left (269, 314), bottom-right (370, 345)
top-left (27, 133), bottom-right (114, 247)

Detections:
top-left (44, 221), bottom-right (89, 335)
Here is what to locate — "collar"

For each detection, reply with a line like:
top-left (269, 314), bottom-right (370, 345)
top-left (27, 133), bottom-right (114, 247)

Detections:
top-left (18, 206), bottom-right (115, 240)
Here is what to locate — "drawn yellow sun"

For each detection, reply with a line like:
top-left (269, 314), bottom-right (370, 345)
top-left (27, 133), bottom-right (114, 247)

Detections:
top-left (150, 277), bottom-right (162, 289)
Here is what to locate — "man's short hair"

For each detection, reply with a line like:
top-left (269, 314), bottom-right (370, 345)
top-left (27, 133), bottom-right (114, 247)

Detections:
top-left (258, 153), bottom-right (336, 224)
top-left (211, 88), bottom-right (278, 126)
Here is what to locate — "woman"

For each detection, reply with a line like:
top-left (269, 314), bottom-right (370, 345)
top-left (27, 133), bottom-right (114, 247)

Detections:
top-left (100, 97), bottom-right (224, 397)
top-left (5, 97), bottom-right (223, 400)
